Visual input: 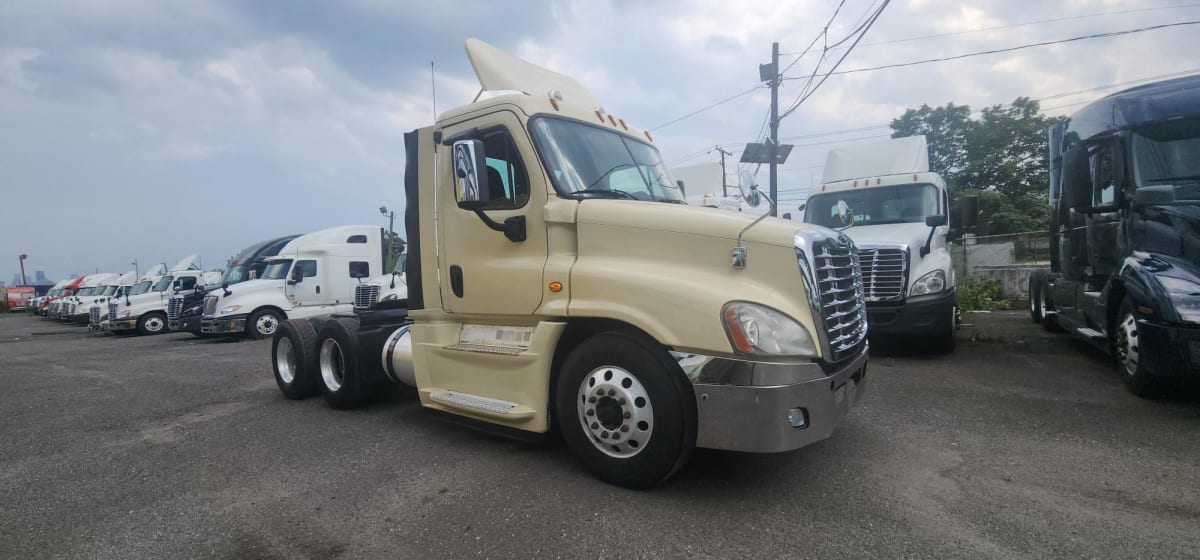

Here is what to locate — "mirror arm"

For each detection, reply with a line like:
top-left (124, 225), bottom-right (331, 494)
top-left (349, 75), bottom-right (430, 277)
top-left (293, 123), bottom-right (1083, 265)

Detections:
top-left (732, 191), bottom-right (776, 269)
top-left (472, 209), bottom-right (526, 243)
top-left (920, 226), bottom-right (937, 257)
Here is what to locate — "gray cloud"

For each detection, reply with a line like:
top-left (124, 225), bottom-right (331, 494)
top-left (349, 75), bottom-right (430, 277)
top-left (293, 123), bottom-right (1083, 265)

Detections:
top-left (1, 0), bottom-right (1198, 281)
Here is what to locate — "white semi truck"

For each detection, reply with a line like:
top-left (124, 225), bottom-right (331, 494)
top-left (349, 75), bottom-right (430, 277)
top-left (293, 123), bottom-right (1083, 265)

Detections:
top-left (200, 225), bottom-right (387, 339)
top-left (60, 273), bottom-right (118, 324)
top-left (803, 135), bottom-right (957, 352)
top-left (107, 257), bottom-right (206, 335)
top-left (268, 39), bottom-right (870, 489)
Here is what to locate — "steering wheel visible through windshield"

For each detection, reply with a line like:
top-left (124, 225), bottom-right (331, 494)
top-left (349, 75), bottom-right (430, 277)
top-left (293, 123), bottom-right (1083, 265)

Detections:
top-left (530, 117), bottom-right (685, 204)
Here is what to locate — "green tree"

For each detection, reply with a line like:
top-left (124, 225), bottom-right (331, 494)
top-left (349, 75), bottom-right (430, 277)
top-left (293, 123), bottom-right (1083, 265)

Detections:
top-left (890, 97), bottom-right (1063, 235)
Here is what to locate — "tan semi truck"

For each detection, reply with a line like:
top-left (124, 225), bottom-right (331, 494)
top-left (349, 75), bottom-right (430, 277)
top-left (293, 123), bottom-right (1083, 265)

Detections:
top-left (270, 39), bottom-right (870, 488)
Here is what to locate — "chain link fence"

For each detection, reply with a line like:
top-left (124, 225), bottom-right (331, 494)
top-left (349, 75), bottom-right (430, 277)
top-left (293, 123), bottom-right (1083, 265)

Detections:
top-left (951, 231), bottom-right (1050, 301)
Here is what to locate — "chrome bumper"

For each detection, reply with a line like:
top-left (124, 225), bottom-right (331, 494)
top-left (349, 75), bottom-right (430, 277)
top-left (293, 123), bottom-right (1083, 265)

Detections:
top-left (688, 346), bottom-right (868, 453)
top-left (200, 314), bottom-right (246, 334)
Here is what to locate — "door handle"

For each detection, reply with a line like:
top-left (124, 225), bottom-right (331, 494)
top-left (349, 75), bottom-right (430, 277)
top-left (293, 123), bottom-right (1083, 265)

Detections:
top-left (450, 265), bottom-right (464, 298)
top-left (316, 285), bottom-right (321, 294)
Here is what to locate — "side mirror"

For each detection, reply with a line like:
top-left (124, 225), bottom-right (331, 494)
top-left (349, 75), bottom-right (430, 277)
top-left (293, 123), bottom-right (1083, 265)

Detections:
top-left (836, 200), bottom-right (854, 227)
top-left (738, 170), bottom-right (761, 208)
top-left (797, 202), bottom-right (806, 212)
top-left (960, 196), bottom-right (978, 231)
top-left (453, 139), bottom-right (490, 209)
top-left (249, 270), bottom-right (258, 280)
top-left (925, 214), bottom-right (948, 227)
top-left (676, 179), bottom-right (687, 198)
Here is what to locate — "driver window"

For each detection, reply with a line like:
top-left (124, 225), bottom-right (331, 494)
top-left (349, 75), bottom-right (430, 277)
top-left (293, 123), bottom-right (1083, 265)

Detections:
top-left (1091, 148), bottom-right (1115, 205)
top-left (479, 129), bottom-right (530, 210)
top-left (176, 277), bottom-right (197, 291)
top-left (294, 260), bottom-right (317, 279)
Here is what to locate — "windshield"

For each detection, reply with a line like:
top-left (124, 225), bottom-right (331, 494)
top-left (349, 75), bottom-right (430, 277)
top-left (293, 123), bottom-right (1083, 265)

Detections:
top-left (805, 184), bottom-right (939, 228)
top-left (530, 118), bottom-right (685, 204)
top-left (152, 275), bottom-right (174, 292)
top-left (101, 286), bottom-right (117, 296)
top-left (223, 264), bottom-right (250, 284)
top-left (262, 260), bottom-right (293, 280)
top-left (130, 280), bottom-right (153, 296)
top-left (393, 254), bottom-right (407, 274)
top-left (1132, 117), bottom-right (1200, 202)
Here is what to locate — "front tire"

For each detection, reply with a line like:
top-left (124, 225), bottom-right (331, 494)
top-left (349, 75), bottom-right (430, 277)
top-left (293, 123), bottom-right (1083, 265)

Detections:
top-left (316, 318), bottom-right (369, 410)
top-left (1029, 272), bottom-right (1044, 323)
top-left (1115, 299), bottom-right (1163, 398)
top-left (272, 319), bottom-right (320, 400)
top-left (137, 312), bottom-right (167, 336)
top-left (247, 308), bottom-right (283, 340)
top-left (554, 331), bottom-right (696, 489)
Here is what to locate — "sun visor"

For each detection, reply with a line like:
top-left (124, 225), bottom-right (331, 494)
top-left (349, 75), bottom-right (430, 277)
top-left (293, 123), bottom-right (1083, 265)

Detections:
top-left (821, 135), bottom-right (930, 183)
top-left (465, 38), bottom-right (598, 108)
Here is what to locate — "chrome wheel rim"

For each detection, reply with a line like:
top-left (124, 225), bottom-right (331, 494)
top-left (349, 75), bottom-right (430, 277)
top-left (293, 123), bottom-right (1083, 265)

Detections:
top-left (1038, 289), bottom-right (1048, 318)
top-left (256, 314), bottom-right (278, 336)
top-left (276, 337), bottom-right (296, 384)
top-left (144, 316), bottom-right (164, 332)
top-left (1117, 312), bottom-right (1139, 377)
top-left (576, 366), bottom-right (653, 458)
top-left (319, 338), bottom-right (345, 392)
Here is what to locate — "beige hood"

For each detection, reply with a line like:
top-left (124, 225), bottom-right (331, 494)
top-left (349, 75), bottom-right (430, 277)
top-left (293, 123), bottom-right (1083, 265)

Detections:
top-left (575, 200), bottom-right (804, 248)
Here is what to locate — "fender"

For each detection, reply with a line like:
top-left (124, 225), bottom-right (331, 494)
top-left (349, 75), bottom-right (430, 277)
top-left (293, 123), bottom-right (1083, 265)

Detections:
top-left (1116, 252), bottom-right (1198, 323)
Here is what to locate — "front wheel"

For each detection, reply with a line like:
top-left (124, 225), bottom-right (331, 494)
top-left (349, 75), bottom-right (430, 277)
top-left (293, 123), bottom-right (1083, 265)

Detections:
top-left (554, 331), bottom-right (696, 489)
top-left (931, 303), bottom-right (957, 354)
top-left (247, 308), bottom-right (283, 340)
top-left (137, 312), bottom-right (167, 336)
top-left (1115, 299), bottom-right (1164, 398)
top-left (1029, 273), bottom-right (1044, 323)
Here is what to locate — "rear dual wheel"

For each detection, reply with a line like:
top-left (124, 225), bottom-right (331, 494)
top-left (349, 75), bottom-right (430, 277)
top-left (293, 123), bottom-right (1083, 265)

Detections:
top-left (316, 318), bottom-right (370, 410)
top-left (272, 319), bottom-right (323, 399)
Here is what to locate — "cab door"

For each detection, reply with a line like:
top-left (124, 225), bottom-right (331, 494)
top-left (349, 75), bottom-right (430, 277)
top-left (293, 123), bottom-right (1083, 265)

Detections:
top-left (436, 109), bottom-right (548, 316)
top-left (288, 259), bottom-right (322, 306)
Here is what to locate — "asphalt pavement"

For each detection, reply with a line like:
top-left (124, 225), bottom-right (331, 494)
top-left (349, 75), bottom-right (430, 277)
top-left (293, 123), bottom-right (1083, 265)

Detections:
top-left (1, 311), bottom-right (1198, 559)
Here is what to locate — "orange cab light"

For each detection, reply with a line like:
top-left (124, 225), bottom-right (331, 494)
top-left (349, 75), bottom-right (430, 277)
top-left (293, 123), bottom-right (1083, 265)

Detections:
top-left (549, 281), bottom-right (563, 293)
top-left (644, 130), bottom-right (653, 142)
top-left (876, 178), bottom-right (881, 185)
top-left (549, 97), bottom-right (560, 111)
top-left (595, 110), bottom-right (605, 122)
top-left (619, 118), bottom-right (628, 131)
top-left (608, 114), bottom-right (617, 126)
top-left (913, 174), bottom-right (918, 181)
top-left (853, 180), bottom-right (858, 187)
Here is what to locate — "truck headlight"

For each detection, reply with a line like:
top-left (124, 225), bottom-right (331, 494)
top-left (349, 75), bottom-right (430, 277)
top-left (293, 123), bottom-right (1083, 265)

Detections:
top-left (1157, 276), bottom-right (1200, 323)
top-left (220, 305), bottom-right (242, 315)
top-left (382, 293), bottom-right (399, 301)
top-left (121, 310), bottom-right (133, 318)
top-left (721, 302), bottom-right (816, 357)
top-left (911, 269), bottom-right (946, 296)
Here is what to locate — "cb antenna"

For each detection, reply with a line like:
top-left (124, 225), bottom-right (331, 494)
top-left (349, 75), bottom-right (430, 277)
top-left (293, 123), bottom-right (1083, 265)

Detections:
top-left (431, 61), bottom-right (437, 120)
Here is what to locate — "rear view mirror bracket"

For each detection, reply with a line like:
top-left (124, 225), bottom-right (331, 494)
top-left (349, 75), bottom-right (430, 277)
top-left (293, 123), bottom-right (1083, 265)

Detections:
top-left (474, 210), bottom-right (526, 243)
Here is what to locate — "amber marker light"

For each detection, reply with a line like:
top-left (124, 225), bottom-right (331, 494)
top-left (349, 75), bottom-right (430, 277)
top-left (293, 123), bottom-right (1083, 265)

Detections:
top-left (549, 97), bottom-right (560, 110)
top-left (549, 282), bottom-right (563, 293)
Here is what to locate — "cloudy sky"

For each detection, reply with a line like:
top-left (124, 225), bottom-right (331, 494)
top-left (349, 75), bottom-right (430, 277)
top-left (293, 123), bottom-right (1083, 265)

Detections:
top-left (2, 0), bottom-right (1198, 283)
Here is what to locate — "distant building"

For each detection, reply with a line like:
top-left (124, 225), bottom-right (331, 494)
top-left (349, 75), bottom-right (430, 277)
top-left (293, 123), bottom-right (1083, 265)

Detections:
top-left (35, 271), bottom-right (49, 285)
top-left (9, 274), bottom-right (20, 286)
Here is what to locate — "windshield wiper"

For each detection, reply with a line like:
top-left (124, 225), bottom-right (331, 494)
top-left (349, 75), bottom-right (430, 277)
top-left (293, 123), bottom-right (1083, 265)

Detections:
top-left (573, 187), bottom-right (638, 200)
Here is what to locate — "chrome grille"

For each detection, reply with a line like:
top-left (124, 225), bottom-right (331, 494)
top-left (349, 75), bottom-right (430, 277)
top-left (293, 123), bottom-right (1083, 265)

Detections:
top-left (858, 247), bottom-right (908, 302)
top-left (354, 284), bottom-right (380, 311)
top-left (204, 295), bottom-right (218, 316)
top-left (108, 300), bottom-right (118, 321)
top-left (68, 302), bottom-right (77, 317)
top-left (89, 306), bottom-right (101, 325)
top-left (797, 231), bottom-right (868, 363)
top-left (167, 296), bottom-right (185, 321)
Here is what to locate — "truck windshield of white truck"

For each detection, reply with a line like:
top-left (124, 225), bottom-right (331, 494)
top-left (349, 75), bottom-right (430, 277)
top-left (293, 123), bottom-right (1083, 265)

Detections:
top-left (262, 260), bottom-right (293, 280)
top-left (129, 281), bottom-right (152, 296)
top-left (805, 184), bottom-right (938, 228)
top-left (530, 117), bottom-right (685, 204)
top-left (152, 276), bottom-right (174, 292)
top-left (223, 264), bottom-right (252, 284)
top-left (1132, 117), bottom-right (1200, 202)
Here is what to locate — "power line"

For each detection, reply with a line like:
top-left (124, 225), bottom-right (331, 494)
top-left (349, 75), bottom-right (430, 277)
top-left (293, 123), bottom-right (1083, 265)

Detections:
top-left (780, 0), bottom-right (891, 119)
top-left (784, 21), bottom-right (1200, 79)
top-left (650, 86), bottom-right (762, 131)
top-left (779, 4), bottom-right (1200, 57)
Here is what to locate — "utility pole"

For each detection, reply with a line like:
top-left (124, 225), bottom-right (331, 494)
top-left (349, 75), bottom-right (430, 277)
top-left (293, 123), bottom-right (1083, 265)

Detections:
top-left (714, 146), bottom-right (733, 197)
top-left (18, 254), bottom-right (27, 286)
top-left (768, 41), bottom-right (780, 217)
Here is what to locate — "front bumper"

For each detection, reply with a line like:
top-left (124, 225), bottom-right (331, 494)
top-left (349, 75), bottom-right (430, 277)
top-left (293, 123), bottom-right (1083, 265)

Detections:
top-left (1137, 319), bottom-right (1200, 377)
top-left (109, 317), bottom-right (138, 331)
top-left (688, 346), bottom-right (869, 453)
top-left (170, 314), bottom-right (203, 333)
top-left (201, 313), bottom-right (247, 334)
top-left (865, 289), bottom-right (956, 336)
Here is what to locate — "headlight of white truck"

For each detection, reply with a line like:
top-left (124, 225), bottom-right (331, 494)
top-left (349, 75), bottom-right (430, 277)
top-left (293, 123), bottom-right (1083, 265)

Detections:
top-left (911, 270), bottom-right (946, 296)
top-left (721, 302), bottom-right (816, 357)
top-left (220, 305), bottom-right (242, 315)
top-left (1157, 276), bottom-right (1200, 323)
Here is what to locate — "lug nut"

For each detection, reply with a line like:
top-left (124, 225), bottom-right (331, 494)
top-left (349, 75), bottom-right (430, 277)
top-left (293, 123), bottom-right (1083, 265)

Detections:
top-left (601, 431), bottom-right (609, 439)
top-left (618, 398), bottom-right (626, 405)
top-left (620, 425), bottom-right (629, 433)
top-left (607, 389), bottom-right (616, 397)
top-left (623, 411), bottom-right (631, 419)
top-left (586, 409), bottom-right (595, 416)
top-left (591, 422), bottom-right (599, 430)
top-left (588, 396), bottom-right (596, 403)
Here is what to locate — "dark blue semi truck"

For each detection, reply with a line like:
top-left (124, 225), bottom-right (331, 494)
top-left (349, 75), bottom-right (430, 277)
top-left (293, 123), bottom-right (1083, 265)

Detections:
top-left (168, 234), bottom-right (299, 335)
top-left (1031, 75), bottom-right (1200, 396)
